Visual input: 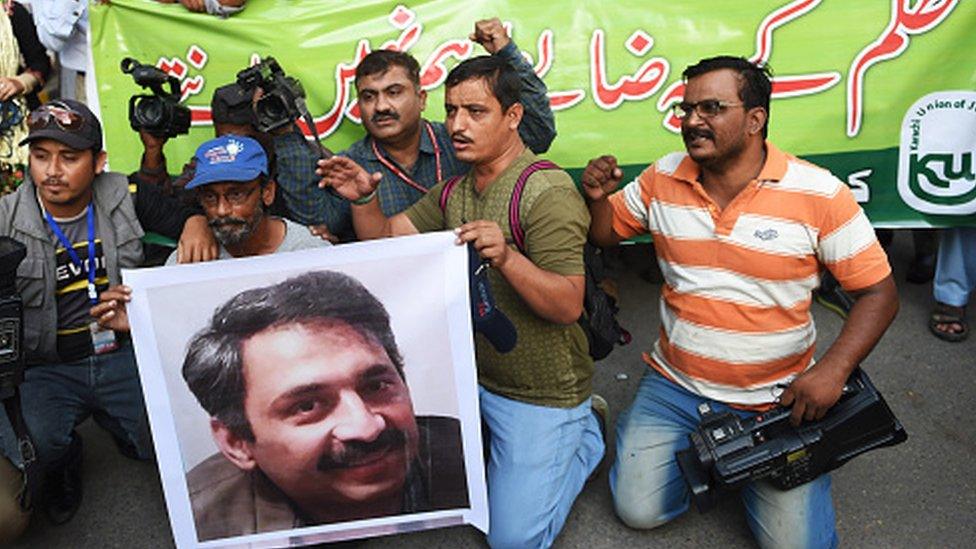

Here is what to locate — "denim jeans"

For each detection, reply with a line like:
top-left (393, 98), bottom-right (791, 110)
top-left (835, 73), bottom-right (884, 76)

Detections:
top-left (479, 386), bottom-right (605, 549)
top-left (18, 342), bottom-right (152, 468)
top-left (611, 370), bottom-right (839, 549)
top-left (934, 227), bottom-right (976, 307)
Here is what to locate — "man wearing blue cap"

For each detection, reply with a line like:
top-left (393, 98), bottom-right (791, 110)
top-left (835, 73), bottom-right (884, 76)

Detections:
top-left (164, 134), bottom-right (328, 263)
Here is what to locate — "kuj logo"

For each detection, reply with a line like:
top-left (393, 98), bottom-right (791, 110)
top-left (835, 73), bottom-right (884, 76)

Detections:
top-left (898, 91), bottom-right (976, 215)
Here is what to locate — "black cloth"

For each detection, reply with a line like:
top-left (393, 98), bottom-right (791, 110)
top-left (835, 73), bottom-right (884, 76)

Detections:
top-left (186, 415), bottom-right (469, 542)
top-left (10, 2), bottom-right (51, 110)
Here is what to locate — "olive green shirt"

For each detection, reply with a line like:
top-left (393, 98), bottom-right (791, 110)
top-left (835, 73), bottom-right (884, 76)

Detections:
top-left (406, 149), bottom-right (593, 407)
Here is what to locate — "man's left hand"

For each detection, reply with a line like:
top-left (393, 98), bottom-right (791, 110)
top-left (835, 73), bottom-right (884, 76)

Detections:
top-left (778, 364), bottom-right (848, 426)
top-left (455, 221), bottom-right (511, 268)
top-left (177, 215), bottom-right (219, 264)
top-left (90, 285), bottom-right (132, 333)
top-left (470, 18), bottom-right (511, 55)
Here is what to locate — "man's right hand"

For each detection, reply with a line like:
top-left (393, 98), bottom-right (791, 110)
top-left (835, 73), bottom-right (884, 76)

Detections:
top-left (581, 155), bottom-right (624, 202)
top-left (317, 156), bottom-right (382, 202)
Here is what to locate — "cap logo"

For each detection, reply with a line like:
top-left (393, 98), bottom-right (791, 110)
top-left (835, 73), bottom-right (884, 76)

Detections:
top-left (203, 139), bottom-right (245, 165)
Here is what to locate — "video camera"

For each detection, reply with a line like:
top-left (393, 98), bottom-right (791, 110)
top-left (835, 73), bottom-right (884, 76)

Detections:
top-left (235, 57), bottom-right (307, 134)
top-left (675, 368), bottom-right (907, 512)
top-left (121, 57), bottom-right (192, 138)
top-left (0, 237), bottom-right (26, 400)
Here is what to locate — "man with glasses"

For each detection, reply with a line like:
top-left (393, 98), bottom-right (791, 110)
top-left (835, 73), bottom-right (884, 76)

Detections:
top-left (163, 134), bottom-right (328, 263)
top-left (0, 99), bottom-right (153, 525)
top-left (582, 56), bottom-right (898, 547)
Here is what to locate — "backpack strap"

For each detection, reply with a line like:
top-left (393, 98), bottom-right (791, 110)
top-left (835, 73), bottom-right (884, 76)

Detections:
top-left (438, 175), bottom-right (464, 214)
top-left (509, 160), bottom-right (559, 252)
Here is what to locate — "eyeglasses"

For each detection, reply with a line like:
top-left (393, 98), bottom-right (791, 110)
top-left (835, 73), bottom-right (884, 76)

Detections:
top-left (26, 102), bottom-right (87, 133)
top-left (672, 99), bottom-right (744, 119)
top-left (197, 184), bottom-right (260, 208)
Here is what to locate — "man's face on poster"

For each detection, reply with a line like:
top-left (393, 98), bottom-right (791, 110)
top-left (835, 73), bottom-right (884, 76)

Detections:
top-left (219, 320), bottom-right (420, 516)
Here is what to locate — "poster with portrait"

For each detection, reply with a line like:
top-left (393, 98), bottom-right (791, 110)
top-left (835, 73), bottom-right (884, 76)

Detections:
top-left (124, 232), bottom-right (488, 548)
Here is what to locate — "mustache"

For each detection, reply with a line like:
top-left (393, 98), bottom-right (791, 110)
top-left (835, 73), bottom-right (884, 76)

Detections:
top-left (208, 217), bottom-right (247, 229)
top-left (42, 178), bottom-right (66, 186)
top-left (317, 428), bottom-right (407, 471)
top-left (451, 132), bottom-right (473, 144)
top-left (682, 127), bottom-right (714, 142)
top-left (371, 110), bottom-right (399, 123)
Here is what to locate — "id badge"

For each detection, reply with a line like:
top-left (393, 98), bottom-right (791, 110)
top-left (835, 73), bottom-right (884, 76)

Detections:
top-left (90, 322), bottom-right (119, 355)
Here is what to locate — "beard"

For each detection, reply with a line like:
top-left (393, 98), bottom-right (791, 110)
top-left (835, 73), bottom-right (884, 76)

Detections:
top-left (209, 207), bottom-right (263, 248)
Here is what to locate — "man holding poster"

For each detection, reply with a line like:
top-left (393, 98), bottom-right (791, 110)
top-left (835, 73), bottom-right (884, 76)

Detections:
top-left (320, 55), bottom-right (604, 549)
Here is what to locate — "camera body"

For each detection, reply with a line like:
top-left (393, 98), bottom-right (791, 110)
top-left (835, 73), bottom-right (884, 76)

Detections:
top-left (236, 57), bottom-right (306, 133)
top-left (0, 238), bottom-right (26, 400)
top-left (121, 57), bottom-right (191, 138)
top-left (675, 368), bottom-right (907, 512)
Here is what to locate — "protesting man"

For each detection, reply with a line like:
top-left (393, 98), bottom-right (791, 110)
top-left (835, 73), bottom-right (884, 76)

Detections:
top-left (180, 271), bottom-right (468, 540)
top-left (315, 17), bottom-right (556, 231)
top-left (320, 55), bottom-right (604, 549)
top-left (0, 100), bottom-right (154, 524)
top-left (92, 134), bottom-right (329, 332)
top-left (582, 56), bottom-right (899, 547)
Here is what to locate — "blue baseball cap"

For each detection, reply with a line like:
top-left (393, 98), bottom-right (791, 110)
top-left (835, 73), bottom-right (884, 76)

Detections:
top-left (185, 135), bottom-right (268, 190)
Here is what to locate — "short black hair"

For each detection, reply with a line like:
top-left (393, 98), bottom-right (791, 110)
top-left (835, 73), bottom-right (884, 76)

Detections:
top-left (683, 56), bottom-right (773, 137)
top-left (355, 50), bottom-right (421, 89)
top-left (182, 271), bottom-right (405, 441)
top-left (444, 55), bottom-right (521, 111)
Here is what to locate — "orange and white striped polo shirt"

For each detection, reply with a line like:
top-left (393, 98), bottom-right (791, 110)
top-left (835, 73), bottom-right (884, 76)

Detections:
top-left (608, 142), bottom-right (891, 407)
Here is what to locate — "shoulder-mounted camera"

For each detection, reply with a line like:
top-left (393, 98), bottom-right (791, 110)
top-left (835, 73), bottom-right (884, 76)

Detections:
top-left (121, 57), bottom-right (192, 138)
top-left (235, 57), bottom-right (306, 133)
top-left (675, 368), bottom-right (907, 512)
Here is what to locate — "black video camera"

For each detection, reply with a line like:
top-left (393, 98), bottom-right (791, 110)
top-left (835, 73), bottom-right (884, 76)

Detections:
top-left (676, 368), bottom-right (907, 512)
top-left (235, 57), bottom-right (306, 133)
top-left (121, 57), bottom-right (192, 138)
top-left (0, 237), bottom-right (26, 399)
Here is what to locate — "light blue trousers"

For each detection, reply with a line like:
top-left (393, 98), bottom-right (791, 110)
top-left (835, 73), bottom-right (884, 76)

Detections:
top-left (933, 227), bottom-right (976, 307)
top-left (611, 370), bottom-right (839, 549)
top-left (479, 386), bottom-right (605, 549)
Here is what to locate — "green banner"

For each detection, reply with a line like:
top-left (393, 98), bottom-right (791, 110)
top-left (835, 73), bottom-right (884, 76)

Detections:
top-left (89, 0), bottom-right (976, 227)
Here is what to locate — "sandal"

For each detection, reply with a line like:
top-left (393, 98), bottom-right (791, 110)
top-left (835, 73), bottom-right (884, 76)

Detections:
top-left (929, 302), bottom-right (968, 342)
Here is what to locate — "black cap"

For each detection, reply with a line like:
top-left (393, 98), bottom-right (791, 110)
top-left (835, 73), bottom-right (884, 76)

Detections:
top-left (19, 99), bottom-right (103, 152)
top-left (211, 83), bottom-right (254, 126)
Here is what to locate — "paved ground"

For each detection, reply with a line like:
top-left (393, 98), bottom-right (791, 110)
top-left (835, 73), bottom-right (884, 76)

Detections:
top-left (11, 232), bottom-right (976, 548)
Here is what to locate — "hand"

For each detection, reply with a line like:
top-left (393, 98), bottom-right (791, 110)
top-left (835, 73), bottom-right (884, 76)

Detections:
top-left (308, 224), bottom-right (339, 244)
top-left (90, 285), bottom-right (132, 332)
top-left (778, 364), bottom-right (848, 426)
top-left (317, 156), bottom-right (382, 202)
top-left (179, 0), bottom-right (206, 12)
top-left (470, 18), bottom-right (511, 55)
top-left (0, 77), bottom-right (25, 101)
top-left (138, 130), bottom-right (168, 152)
top-left (177, 215), bottom-right (219, 263)
top-left (455, 221), bottom-right (511, 268)
top-left (581, 155), bottom-right (624, 202)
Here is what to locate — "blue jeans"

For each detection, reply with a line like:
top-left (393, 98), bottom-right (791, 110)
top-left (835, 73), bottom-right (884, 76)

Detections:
top-left (611, 370), bottom-right (838, 549)
top-left (479, 386), bottom-right (605, 549)
top-left (934, 227), bottom-right (976, 307)
top-left (18, 342), bottom-right (152, 468)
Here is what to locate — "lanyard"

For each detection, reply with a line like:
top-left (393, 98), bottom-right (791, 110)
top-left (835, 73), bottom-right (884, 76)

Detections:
top-left (370, 121), bottom-right (442, 194)
top-left (44, 204), bottom-right (98, 306)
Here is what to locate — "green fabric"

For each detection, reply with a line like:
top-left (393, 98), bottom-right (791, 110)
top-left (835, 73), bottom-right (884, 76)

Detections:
top-left (407, 149), bottom-right (593, 408)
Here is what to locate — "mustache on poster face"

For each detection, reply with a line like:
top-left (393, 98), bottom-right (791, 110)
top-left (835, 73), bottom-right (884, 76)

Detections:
top-left (316, 428), bottom-right (407, 471)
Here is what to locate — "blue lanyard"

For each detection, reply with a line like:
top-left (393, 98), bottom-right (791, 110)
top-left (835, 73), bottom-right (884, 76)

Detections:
top-left (44, 204), bottom-right (98, 306)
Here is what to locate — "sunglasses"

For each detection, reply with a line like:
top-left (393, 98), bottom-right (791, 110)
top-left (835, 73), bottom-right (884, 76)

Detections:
top-left (672, 99), bottom-right (744, 120)
top-left (27, 103), bottom-right (88, 133)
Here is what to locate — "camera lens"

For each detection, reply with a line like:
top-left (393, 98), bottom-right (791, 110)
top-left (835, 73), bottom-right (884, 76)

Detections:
top-left (134, 97), bottom-right (164, 126)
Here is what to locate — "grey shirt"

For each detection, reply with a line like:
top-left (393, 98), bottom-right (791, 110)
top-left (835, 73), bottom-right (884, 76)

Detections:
top-left (165, 218), bottom-right (329, 265)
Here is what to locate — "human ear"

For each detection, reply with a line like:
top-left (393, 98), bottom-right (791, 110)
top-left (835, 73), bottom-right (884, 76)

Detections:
top-left (748, 107), bottom-right (768, 136)
top-left (210, 418), bottom-right (257, 471)
top-left (94, 151), bottom-right (107, 174)
top-left (261, 179), bottom-right (277, 207)
top-left (506, 102), bottom-right (524, 131)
